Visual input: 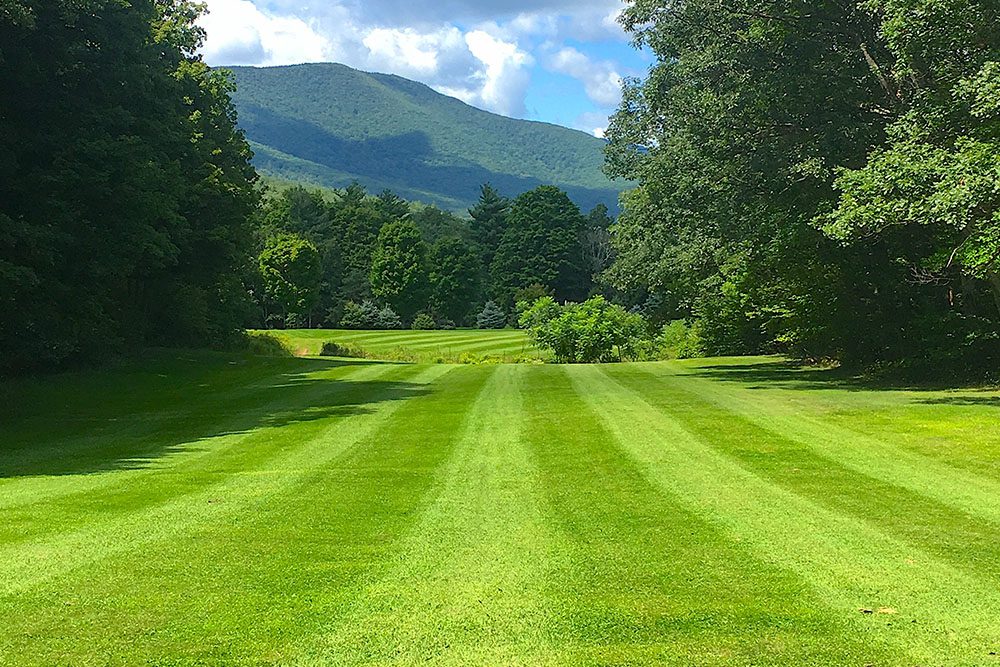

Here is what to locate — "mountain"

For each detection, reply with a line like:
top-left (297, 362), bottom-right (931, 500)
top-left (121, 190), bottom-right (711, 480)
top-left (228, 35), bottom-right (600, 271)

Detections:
top-left (227, 63), bottom-right (625, 212)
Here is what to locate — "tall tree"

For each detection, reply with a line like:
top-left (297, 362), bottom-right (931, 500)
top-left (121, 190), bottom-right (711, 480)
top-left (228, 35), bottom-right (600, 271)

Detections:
top-left (258, 233), bottom-right (322, 324)
top-left (429, 238), bottom-right (481, 324)
top-left (469, 184), bottom-right (510, 268)
top-left (0, 0), bottom-right (257, 372)
top-left (370, 220), bottom-right (430, 321)
top-left (603, 0), bottom-right (960, 363)
top-left (490, 186), bottom-right (589, 305)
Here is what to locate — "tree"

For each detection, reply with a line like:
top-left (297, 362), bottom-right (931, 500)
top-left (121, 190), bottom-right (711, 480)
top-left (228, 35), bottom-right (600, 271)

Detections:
top-left (429, 238), bottom-right (481, 325)
top-left (370, 220), bottom-right (430, 321)
top-left (0, 0), bottom-right (258, 372)
top-left (476, 301), bottom-right (508, 329)
top-left (582, 204), bottom-right (615, 281)
top-left (469, 184), bottom-right (510, 268)
top-left (519, 296), bottom-right (648, 363)
top-left (490, 185), bottom-right (589, 306)
top-left (602, 0), bottom-right (981, 368)
top-left (258, 234), bottom-right (322, 324)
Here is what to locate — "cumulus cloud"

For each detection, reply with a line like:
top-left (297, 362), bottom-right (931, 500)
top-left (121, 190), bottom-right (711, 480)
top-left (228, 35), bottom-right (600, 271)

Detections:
top-left (198, 0), bottom-right (630, 121)
top-left (199, 0), bottom-right (333, 66)
top-left (545, 47), bottom-right (623, 107)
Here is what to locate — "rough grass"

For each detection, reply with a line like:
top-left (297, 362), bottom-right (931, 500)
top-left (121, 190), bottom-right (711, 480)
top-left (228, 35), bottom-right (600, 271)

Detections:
top-left (2, 353), bottom-right (999, 665)
top-left (261, 329), bottom-right (546, 364)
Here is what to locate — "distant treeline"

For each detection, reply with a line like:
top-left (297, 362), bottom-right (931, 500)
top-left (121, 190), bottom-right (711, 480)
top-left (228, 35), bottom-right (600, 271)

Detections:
top-left (252, 182), bottom-right (614, 331)
top-left (604, 0), bottom-right (1000, 378)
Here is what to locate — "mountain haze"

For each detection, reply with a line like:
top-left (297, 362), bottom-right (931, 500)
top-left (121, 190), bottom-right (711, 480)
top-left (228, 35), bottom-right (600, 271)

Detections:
top-left (228, 63), bottom-right (625, 211)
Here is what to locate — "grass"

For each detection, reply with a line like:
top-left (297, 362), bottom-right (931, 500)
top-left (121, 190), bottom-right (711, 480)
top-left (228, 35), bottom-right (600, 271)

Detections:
top-left (2, 350), bottom-right (1000, 665)
top-left (259, 328), bottom-right (544, 364)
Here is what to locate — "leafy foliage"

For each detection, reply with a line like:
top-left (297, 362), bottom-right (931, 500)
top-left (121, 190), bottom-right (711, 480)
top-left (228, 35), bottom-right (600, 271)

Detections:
top-left (0, 0), bottom-right (258, 372)
top-left (370, 220), bottom-right (430, 321)
top-left (605, 0), bottom-right (1000, 374)
top-left (258, 234), bottom-right (322, 321)
top-left (491, 186), bottom-right (591, 306)
top-left (520, 296), bottom-right (648, 363)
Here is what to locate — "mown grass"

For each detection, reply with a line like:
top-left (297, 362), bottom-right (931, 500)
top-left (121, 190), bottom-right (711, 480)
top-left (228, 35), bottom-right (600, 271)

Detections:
top-left (258, 328), bottom-right (545, 364)
top-left (2, 352), bottom-right (999, 665)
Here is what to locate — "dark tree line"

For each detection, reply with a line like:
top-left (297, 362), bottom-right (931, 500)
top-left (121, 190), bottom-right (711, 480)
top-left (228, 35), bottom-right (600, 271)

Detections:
top-left (1, 0), bottom-right (257, 373)
top-left (254, 182), bottom-right (615, 329)
top-left (605, 0), bottom-right (1000, 376)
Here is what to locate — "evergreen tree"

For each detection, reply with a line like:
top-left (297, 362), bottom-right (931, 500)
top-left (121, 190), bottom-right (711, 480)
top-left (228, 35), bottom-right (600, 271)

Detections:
top-left (469, 184), bottom-right (510, 268)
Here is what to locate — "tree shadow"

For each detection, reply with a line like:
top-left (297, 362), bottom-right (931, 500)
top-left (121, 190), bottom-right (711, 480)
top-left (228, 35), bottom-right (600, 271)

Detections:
top-left (0, 352), bottom-right (432, 478)
top-left (239, 104), bottom-right (623, 212)
top-left (686, 358), bottom-right (1000, 397)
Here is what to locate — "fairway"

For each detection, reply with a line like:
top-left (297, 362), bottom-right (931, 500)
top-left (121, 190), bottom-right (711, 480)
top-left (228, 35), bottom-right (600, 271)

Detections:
top-left (264, 329), bottom-right (542, 362)
top-left (2, 353), bottom-right (1000, 665)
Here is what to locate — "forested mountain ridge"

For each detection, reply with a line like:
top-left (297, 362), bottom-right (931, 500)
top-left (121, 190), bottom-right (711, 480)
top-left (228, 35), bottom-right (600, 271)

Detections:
top-left (228, 63), bottom-right (624, 211)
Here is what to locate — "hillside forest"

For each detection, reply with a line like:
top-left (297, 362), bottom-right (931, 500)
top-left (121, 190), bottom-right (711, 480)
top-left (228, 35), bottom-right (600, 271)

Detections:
top-left (2, 0), bottom-right (999, 379)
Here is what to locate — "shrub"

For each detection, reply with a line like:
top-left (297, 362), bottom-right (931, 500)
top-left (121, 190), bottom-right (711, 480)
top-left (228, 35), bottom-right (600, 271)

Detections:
top-left (376, 306), bottom-right (403, 330)
top-left (476, 301), bottom-right (508, 329)
top-left (411, 313), bottom-right (437, 330)
top-left (658, 320), bottom-right (705, 359)
top-left (339, 300), bottom-right (380, 329)
top-left (241, 332), bottom-right (294, 357)
top-left (320, 341), bottom-right (368, 358)
top-left (520, 296), bottom-right (649, 363)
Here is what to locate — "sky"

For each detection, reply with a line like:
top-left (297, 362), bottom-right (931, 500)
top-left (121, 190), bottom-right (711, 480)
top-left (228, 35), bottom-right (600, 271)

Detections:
top-left (197, 0), bottom-right (650, 137)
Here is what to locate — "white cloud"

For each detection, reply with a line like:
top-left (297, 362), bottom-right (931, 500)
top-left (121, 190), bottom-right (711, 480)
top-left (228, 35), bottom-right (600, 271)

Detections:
top-left (198, 0), bottom-right (630, 123)
top-left (199, 0), bottom-right (333, 66)
top-left (546, 46), bottom-right (623, 107)
top-left (574, 111), bottom-right (610, 138)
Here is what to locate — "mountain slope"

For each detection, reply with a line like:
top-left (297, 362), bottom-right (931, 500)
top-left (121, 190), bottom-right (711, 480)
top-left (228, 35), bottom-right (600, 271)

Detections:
top-left (228, 63), bottom-right (625, 211)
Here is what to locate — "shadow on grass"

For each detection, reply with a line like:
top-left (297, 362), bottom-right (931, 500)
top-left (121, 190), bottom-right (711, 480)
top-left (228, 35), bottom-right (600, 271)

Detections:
top-left (686, 358), bottom-right (1000, 398)
top-left (0, 351), bottom-right (431, 479)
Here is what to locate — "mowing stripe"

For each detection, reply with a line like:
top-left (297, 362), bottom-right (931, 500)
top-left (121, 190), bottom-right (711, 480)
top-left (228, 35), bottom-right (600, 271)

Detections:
top-left (0, 364), bottom-right (454, 598)
top-left (0, 364), bottom-right (488, 666)
top-left (568, 364), bottom-right (1000, 666)
top-left (637, 362), bottom-right (1000, 527)
top-left (520, 365), bottom-right (888, 666)
top-left (291, 364), bottom-right (563, 666)
top-left (0, 361), bottom-right (394, 513)
top-left (606, 365), bottom-right (1000, 583)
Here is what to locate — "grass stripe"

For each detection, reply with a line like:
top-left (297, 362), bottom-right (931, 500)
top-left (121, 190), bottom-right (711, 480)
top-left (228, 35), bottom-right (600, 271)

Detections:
top-left (519, 365), bottom-right (888, 666)
top-left (290, 365), bottom-right (562, 665)
top-left (641, 361), bottom-right (1000, 525)
top-left (0, 360), bottom-right (392, 513)
top-left (0, 364), bottom-right (453, 598)
top-left (568, 364), bottom-right (1000, 666)
top-left (0, 365), bottom-right (485, 666)
top-left (608, 364), bottom-right (1000, 582)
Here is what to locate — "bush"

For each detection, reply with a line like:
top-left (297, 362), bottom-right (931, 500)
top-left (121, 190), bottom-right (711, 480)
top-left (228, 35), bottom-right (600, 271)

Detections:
top-left (411, 313), bottom-right (437, 330)
top-left (476, 301), bottom-right (508, 329)
top-left (241, 332), bottom-right (293, 357)
top-left (339, 300), bottom-right (402, 330)
top-left (520, 296), bottom-right (649, 363)
top-left (376, 306), bottom-right (403, 330)
top-left (658, 320), bottom-right (704, 359)
top-left (320, 341), bottom-right (368, 358)
top-left (339, 300), bottom-right (380, 329)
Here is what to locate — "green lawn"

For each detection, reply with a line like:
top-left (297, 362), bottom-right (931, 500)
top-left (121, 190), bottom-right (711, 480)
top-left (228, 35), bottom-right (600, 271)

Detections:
top-left (263, 329), bottom-right (542, 363)
top-left (2, 351), bottom-right (1000, 665)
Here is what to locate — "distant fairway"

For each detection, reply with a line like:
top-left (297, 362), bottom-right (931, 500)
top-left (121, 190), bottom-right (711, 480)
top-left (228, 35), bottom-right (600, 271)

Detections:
top-left (265, 328), bottom-right (542, 362)
top-left (3, 353), bottom-right (1000, 665)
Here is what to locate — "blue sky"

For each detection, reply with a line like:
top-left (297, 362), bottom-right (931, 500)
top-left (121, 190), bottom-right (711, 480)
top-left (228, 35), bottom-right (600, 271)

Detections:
top-left (197, 0), bottom-right (649, 136)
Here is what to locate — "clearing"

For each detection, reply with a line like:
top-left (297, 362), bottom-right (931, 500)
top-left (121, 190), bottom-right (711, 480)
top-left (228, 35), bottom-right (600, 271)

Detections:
top-left (2, 346), bottom-right (999, 665)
